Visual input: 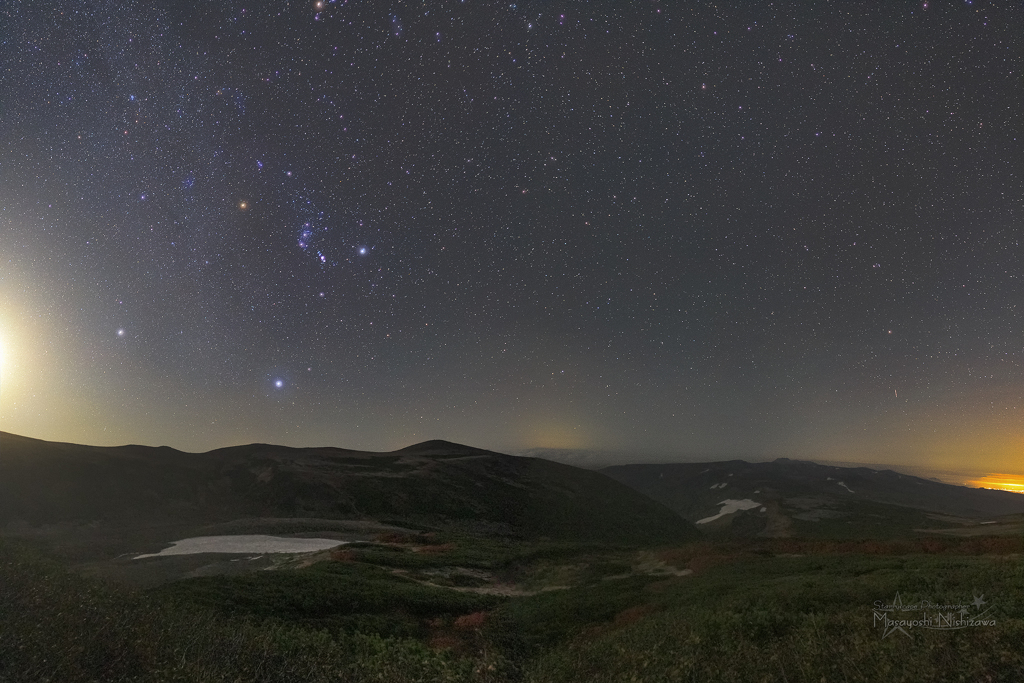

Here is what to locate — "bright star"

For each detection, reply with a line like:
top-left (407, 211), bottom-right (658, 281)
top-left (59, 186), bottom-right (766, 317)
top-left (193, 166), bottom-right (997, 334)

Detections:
top-left (117, 329), bottom-right (125, 337)
top-left (274, 379), bottom-right (284, 388)
top-left (358, 247), bottom-right (367, 255)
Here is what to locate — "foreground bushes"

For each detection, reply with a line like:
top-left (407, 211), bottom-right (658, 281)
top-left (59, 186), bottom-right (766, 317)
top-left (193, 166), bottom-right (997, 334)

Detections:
top-left (522, 553), bottom-right (1024, 683)
top-left (2, 537), bottom-right (1022, 683)
top-left (0, 540), bottom-right (506, 682)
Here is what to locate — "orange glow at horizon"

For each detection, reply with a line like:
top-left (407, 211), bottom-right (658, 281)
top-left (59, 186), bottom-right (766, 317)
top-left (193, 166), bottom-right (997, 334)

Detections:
top-left (967, 474), bottom-right (1024, 494)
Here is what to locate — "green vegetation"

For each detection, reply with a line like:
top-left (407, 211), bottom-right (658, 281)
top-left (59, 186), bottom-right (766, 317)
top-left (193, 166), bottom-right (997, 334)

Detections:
top-left (151, 560), bottom-right (503, 637)
top-left (3, 535), bottom-right (1022, 682)
top-left (4, 435), bottom-right (1018, 680)
top-left (522, 553), bottom-right (1024, 682)
top-left (341, 534), bottom-right (531, 570)
top-left (0, 539), bottom-right (509, 683)
top-left (783, 498), bottom-right (960, 539)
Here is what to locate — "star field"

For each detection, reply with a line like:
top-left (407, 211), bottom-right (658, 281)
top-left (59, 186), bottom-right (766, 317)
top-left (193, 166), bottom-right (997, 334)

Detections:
top-left (0, 1), bottom-right (1021, 472)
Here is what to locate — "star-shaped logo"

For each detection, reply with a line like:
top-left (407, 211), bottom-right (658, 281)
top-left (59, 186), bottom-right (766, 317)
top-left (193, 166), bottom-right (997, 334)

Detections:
top-left (972, 593), bottom-right (986, 609)
top-left (875, 592), bottom-right (910, 639)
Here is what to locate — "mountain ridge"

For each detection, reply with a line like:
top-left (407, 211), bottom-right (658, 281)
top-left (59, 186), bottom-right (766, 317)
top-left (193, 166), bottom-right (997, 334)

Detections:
top-left (602, 458), bottom-right (1023, 539)
top-left (0, 431), bottom-right (699, 559)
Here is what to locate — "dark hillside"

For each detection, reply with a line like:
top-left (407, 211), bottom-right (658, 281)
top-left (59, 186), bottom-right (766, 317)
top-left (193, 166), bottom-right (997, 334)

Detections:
top-left (603, 458), bottom-right (1023, 538)
top-left (0, 433), bottom-right (698, 556)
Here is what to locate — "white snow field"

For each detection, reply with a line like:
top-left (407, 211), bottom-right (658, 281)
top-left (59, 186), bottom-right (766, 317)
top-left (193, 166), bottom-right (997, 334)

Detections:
top-left (696, 499), bottom-right (762, 525)
top-left (134, 535), bottom-right (347, 559)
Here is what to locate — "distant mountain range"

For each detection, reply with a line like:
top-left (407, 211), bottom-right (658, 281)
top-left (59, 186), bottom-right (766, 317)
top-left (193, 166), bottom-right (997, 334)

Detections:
top-left (0, 432), bottom-right (698, 559)
top-left (602, 458), bottom-right (1023, 539)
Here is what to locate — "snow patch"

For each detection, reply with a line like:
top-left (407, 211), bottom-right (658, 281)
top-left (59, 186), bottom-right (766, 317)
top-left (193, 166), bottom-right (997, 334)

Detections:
top-left (837, 481), bottom-right (854, 493)
top-left (134, 535), bottom-right (346, 559)
top-left (696, 499), bottom-right (762, 525)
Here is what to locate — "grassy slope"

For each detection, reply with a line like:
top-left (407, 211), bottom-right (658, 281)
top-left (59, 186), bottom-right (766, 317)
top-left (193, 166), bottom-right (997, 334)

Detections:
top-left (150, 559), bottom-right (504, 638)
top-left (198, 441), bottom-right (702, 544)
top-left (4, 535), bottom-right (1022, 683)
top-left (151, 536), bottom-right (1024, 681)
top-left (0, 433), bottom-right (698, 548)
top-left (3, 432), bottom-right (1021, 682)
top-left (522, 552), bottom-right (1024, 683)
top-left (0, 538), bottom-right (510, 683)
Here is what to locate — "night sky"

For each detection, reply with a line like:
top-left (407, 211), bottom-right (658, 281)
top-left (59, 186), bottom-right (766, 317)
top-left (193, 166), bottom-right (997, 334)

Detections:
top-left (1, 1), bottom-right (1021, 473)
